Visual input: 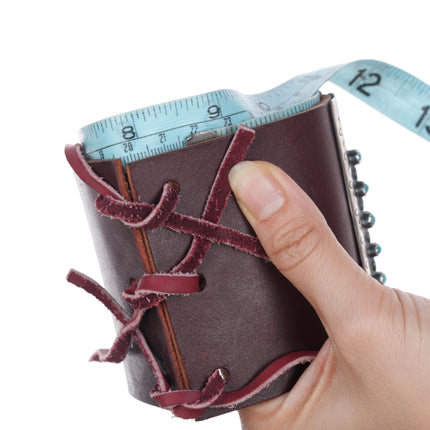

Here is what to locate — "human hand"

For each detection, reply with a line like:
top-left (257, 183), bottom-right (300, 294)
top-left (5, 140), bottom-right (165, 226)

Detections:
top-left (228, 160), bottom-right (430, 430)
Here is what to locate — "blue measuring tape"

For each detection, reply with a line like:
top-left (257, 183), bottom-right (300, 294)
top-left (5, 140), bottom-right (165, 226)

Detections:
top-left (80, 60), bottom-right (430, 164)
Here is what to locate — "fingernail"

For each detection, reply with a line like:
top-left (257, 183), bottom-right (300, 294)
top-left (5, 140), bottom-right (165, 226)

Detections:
top-left (228, 161), bottom-right (286, 221)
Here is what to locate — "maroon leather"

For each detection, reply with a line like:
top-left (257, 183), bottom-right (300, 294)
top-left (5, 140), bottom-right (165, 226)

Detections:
top-left (70, 94), bottom-right (361, 419)
top-left (66, 128), bottom-right (317, 419)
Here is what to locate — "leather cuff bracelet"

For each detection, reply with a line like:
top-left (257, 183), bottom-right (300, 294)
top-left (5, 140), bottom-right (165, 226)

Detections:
top-left (65, 94), bottom-right (378, 420)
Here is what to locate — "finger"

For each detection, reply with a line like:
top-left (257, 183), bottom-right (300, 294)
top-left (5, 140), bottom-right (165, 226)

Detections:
top-left (228, 160), bottom-right (382, 339)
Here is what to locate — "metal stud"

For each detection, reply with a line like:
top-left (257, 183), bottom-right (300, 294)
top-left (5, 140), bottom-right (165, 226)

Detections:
top-left (367, 243), bottom-right (381, 258)
top-left (354, 181), bottom-right (369, 197)
top-left (347, 149), bottom-right (361, 165)
top-left (372, 272), bottom-right (387, 284)
top-left (360, 211), bottom-right (375, 228)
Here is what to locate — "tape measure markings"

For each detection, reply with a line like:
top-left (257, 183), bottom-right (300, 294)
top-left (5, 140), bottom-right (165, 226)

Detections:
top-left (80, 60), bottom-right (430, 165)
top-left (330, 61), bottom-right (430, 141)
top-left (85, 109), bottom-right (251, 156)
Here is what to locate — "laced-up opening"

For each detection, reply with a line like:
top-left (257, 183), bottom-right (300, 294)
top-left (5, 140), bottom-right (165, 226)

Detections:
top-left (65, 125), bottom-right (318, 419)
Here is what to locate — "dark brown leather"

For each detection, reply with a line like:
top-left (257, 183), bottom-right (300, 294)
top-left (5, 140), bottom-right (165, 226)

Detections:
top-left (75, 94), bottom-right (361, 418)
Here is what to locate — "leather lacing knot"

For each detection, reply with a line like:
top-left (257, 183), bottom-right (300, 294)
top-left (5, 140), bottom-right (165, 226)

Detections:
top-left (151, 368), bottom-right (229, 417)
top-left (95, 181), bottom-right (180, 230)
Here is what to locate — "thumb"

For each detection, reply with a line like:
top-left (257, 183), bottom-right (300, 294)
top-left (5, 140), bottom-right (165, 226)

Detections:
top-left (228, 160), bottom-right (382, 341)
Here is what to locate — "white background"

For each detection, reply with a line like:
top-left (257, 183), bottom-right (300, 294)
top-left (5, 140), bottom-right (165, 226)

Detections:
top-left (1, 1), bottom-right (429, 429)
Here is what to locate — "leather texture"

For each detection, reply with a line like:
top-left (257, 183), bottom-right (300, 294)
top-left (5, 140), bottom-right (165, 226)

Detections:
top-left (74, 94), bottom-right (361, 419)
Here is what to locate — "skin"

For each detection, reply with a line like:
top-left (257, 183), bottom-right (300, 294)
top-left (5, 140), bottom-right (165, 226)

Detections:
top-left (228, 160), bottom-right (430, 430)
